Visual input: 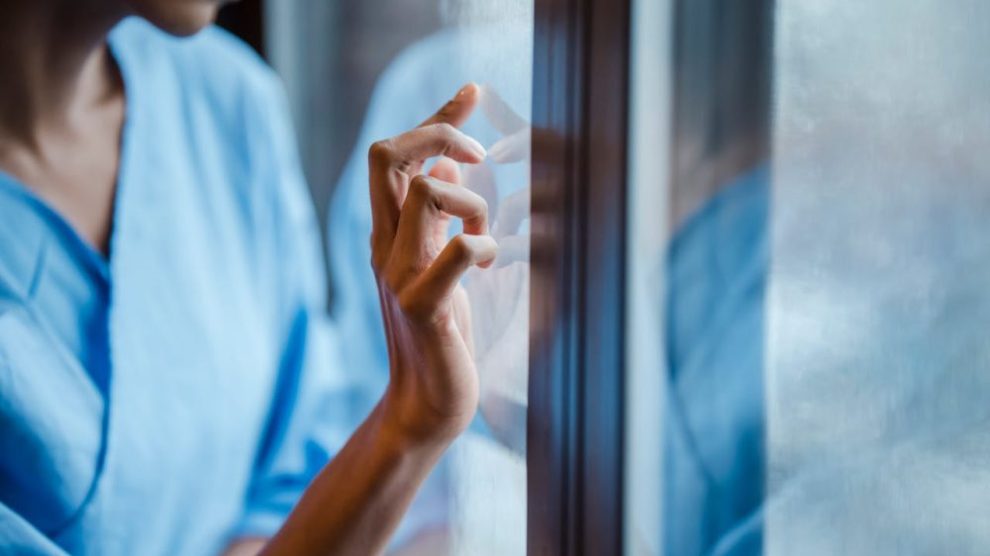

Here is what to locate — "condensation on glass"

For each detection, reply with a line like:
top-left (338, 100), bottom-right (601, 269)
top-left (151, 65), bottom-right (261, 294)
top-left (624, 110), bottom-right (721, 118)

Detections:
top-left (767, 1), bottom-right (990, 553)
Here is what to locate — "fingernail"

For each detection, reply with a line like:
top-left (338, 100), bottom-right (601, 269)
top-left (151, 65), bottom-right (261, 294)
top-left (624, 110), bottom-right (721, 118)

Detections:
top-left (457, 83), bottom-right (477, 98)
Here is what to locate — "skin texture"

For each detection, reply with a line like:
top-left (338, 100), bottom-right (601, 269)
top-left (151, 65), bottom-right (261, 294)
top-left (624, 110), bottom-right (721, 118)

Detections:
top-left (260, 84), bottom-right (493, 556)
top-left (0, 1), bottom-right (494, 554)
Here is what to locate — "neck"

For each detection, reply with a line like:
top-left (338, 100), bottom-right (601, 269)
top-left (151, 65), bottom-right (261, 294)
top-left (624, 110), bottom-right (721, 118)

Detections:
top-left (0, 1), bottom-right (128, 147)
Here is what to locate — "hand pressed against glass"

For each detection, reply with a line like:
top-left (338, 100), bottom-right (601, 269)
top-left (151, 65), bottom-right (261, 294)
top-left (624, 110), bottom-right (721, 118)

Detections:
top-left (261, 85), bottom-right (496, 556)
top-left (368, 83), bottom-right (496, 442)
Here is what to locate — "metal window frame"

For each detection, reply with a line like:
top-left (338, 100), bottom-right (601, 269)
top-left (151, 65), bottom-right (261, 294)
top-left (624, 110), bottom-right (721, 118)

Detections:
top-left (528, 0), bottom-right (631, 552)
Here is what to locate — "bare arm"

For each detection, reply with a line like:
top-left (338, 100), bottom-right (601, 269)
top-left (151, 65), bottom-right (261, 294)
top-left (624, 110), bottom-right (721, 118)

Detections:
top-left (260, 398), bottom-right (451, 555)
top-left (248, 83), bottom-right (492, 556)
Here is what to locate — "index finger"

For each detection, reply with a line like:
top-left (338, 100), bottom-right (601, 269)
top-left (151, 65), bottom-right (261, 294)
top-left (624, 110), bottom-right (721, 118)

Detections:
top-left (368, 84), bottom-right (485, 272)
top-left (419, 83), bottom-right (482, 128)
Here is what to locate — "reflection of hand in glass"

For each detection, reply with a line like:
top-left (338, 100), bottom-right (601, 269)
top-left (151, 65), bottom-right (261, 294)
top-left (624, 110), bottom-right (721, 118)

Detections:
top-left (463, 86), bottom-right (531, 455)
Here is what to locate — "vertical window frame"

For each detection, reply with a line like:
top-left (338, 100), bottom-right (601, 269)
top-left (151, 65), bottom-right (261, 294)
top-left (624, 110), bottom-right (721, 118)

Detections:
top-left (528, 0), bottom-right (632, 552)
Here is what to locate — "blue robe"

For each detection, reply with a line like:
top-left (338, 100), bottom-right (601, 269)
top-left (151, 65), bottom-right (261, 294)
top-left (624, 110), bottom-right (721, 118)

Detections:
top-left (0, 19), bottom-right (353, 555)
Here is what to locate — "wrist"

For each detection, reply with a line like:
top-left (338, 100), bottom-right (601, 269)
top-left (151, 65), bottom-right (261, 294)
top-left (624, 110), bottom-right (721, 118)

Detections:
top-left (378, 385), bottom-right (472, 452)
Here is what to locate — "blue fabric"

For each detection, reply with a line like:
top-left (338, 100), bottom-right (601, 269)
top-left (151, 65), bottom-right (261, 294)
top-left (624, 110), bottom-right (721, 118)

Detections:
top-left (664, 167), bottom-right (769, 556)
top-left (0, 19), bottom-right (354, 555)
top-left (327, 27), bottom-right (531, 540)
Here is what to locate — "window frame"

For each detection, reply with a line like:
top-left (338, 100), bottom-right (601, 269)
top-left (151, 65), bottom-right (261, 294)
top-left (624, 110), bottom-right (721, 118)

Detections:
top-left (528, 0), bottom-right (632, 553)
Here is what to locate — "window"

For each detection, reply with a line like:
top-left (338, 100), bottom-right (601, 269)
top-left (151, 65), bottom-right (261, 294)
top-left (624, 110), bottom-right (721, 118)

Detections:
top-left (263, 2), bottom-right (533, 554)
top-left (652, 0), bottom-right (989, 554)
top-left (223, 0), bottom-right (988, 553)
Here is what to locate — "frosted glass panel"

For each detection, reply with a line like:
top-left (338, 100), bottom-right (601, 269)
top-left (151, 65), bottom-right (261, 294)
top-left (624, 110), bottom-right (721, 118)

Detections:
top-left (768, 1), bottom-right (990, 553)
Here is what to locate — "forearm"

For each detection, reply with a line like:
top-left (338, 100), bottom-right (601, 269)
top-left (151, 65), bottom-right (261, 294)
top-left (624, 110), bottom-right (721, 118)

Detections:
top-left (259, 393), bottom-right (451, 556)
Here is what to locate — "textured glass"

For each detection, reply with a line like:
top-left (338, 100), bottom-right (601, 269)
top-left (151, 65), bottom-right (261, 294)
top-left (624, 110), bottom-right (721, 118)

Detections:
top-left (768, 1), bottom-right (990, 553)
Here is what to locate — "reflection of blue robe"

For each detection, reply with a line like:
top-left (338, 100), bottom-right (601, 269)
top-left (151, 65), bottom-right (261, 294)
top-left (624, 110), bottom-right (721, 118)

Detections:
top-left (665, 168), bottom-right (768, 556)
top-left (0, 19), bottom-right (352, 555)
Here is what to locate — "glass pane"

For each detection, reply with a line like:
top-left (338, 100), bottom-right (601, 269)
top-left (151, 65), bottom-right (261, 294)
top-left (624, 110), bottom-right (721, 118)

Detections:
top-left (267, 2), bottom-right (533, 554)
top-left (659, 1), bottom-right (773, 554)
top-left (768, 1), bottom-right (990, 553)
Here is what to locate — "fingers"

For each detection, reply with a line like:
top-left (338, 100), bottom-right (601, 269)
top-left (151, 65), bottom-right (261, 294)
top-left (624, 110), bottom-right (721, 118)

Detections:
top-left (367, 124), bottom-right (485, 255)
top-left (400, 234), bottom-right (498, 318)
top-left (368, 84), bottom-right (485, 271)
top-left (419, 83), bottom-right (482, 128)
top-left (370, 123), bottom-right (486, 173)
top-left (396, 176), bottom-right (488, 239)
top-left (389, 175), bottom-right (490, 285)
top-left (407, 175), bottom-right (488, 235)
top-left (425, 158), bottom-right (463, 245)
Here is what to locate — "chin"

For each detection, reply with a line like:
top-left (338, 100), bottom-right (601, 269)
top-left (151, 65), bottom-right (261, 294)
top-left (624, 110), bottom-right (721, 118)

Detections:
top-left (128, 0), bottom-right (230, 37)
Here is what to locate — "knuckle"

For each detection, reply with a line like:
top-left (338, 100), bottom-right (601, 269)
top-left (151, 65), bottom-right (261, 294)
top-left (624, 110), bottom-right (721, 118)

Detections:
top-left (449, 235), bottom-right (473, 260)
top-left (382, 269), bottom-right (404, 296)
top-left (408, 175), bottom-right (436, 204)
top-left (398, 289), bottom-right (430, 319)
top-left (433, 123), bottom-right (457, 157)
top-left (368, 139), bottom-right (395, 165)
top-left (434, 122), bottom-right (457, 137)
top-left (371, 253), bottom-right (389, 276)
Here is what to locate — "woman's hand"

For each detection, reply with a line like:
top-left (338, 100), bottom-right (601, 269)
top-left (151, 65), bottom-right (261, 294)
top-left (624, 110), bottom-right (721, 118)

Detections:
top-left (261, 85), bottom-right (496, 556)
top-left (369, 83), bottom-right (495, 445)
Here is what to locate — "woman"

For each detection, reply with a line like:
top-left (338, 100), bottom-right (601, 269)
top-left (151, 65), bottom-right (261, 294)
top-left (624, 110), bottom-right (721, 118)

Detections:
top-left (0, 0), bottom-right (495, 554)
